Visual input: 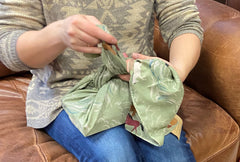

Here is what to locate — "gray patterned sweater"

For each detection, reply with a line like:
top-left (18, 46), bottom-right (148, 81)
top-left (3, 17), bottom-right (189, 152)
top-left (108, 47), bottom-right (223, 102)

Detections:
top-left (0, 0), bottom-right (203, 128)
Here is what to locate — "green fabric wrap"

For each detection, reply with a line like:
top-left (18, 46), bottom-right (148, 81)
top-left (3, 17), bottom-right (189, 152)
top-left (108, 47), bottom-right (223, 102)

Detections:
top-left (62, 25), bottom-right (184, 146)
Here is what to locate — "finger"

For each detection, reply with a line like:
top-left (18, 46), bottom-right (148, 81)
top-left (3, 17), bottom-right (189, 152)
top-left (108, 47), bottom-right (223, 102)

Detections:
top-left (78, 16), bottom-right (117, 44)
top-left (126, 58), bottom-right (134, 73)
top-left (123, 53), bottom-right (128, 58)
top-left (87, 25), bottom-right (117, 45)
top-left (132, 53), bottom-right (173, 67)
top-left (118, 74), bottom-right (130, 82)
top-left (67, 36), bottom-right (89, 48)
top-left (132, 53), bottom-right (152, 60)
top-left (73, 46), bottom-right (102, 54)
top-left (66, 23), bottom-right (100, 46)
top-left (77, 30), bottom-right (101, 46)
top-left (85, 15), bottom-right (102, 25)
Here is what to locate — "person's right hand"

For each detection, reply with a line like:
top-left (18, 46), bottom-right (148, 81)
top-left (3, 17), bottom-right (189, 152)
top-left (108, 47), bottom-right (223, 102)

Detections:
top-left (60, 15), bottom-right (117, 54)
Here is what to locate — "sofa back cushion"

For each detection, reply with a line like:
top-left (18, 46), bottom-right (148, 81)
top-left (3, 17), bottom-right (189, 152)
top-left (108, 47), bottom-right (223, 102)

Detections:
top-left (227, 0), bottom-right (240, 11)
top-left (214, 0), bottom-right (240, 11)
top-left (154, 0), bottom-right (240, 126)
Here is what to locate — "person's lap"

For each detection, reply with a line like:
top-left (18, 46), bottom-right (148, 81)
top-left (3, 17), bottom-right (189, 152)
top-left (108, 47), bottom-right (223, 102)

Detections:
top-left (44, 110), bottom-right (195, 162)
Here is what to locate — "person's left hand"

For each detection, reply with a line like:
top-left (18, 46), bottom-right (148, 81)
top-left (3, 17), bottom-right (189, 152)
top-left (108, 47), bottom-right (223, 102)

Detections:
top-left (118, 53), bottom-right (173, 82)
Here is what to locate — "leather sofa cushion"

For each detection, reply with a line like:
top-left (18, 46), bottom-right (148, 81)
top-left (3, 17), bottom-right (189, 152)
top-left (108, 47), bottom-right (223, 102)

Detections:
top-left (0, 74), bottom-right (239, 161)
top-left (181, 87), bottom-right (239, 161)
top-left (0, 62), bottom-right (15, 78)
top-left (0, 73), bottom-right (77, 162)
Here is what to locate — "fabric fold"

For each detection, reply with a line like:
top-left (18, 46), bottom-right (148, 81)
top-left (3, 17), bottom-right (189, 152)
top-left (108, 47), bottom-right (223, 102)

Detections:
top-left (62, 25), bottom-right (184, 146)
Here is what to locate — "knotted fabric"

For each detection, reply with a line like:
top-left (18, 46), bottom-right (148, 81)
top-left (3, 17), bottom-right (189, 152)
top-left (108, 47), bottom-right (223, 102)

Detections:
top-left (62, 25), bottom-right (184, 146)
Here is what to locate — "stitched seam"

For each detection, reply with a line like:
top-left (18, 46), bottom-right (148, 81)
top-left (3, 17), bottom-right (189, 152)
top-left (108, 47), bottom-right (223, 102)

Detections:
top-left (11, 77), bottom-right (48, 161)
top-left (12, 77), bottom-right (27, 102)
top-left (9, 79), bottom-right (20, 95)
top-left (9, 78), bottom-right (27, 103)
top-left (19, 82), bottom-right (27, 102)
top-left (225, 0), bottom-right (229, 6)
top-left (33, 129), bottom-right (48, 162)
top-left (202, 125), bottom-right (240, 162)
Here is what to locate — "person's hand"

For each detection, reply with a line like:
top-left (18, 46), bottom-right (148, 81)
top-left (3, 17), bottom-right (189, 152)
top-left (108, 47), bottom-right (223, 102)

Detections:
top-left (60, 15), bottom-right (117, 54)
top-left (131, 53), bottom-right (184, 81)
top-left (119, 53), bottom-right (175, 82)
top-left (128, 53), bottom-right (172, 71)
top-left (118, 74), bottom-right (131, 82)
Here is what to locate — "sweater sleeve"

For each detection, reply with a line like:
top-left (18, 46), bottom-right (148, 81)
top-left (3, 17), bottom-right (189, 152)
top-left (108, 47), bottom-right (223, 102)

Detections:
top-left (155, 0), bottom-right (203, 48)
top-left (0, 0), bottom-right (46, 71)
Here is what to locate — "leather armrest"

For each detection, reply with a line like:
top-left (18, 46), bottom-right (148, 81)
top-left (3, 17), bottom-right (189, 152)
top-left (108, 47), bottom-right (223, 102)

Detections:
top-left (154, 0), bottom-right (240, 124)
top-left (186, 0), bottom-right (240, 125)
top-left (186, 17), bottom-right (240, 124)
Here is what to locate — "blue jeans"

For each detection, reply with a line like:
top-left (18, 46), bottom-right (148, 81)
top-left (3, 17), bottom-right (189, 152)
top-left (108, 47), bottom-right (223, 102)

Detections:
top-left (44, 110), bottom-right (196, 162)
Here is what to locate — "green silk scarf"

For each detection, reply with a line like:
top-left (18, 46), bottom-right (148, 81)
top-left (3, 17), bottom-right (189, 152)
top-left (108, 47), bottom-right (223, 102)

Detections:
top-left (62, 25), bottom-right (184, 146)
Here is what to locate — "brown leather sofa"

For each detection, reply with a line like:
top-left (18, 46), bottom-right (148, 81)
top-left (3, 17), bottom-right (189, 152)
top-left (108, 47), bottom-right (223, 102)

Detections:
top-left (216, 0), bottom-right (240, 11)
top-left (0, 0), bottom-right (240, 161)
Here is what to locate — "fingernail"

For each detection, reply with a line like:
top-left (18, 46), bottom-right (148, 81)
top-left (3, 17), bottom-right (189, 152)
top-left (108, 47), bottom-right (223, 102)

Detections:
top-left (123, 53), bottom-right (128, 58)
top-left (112, 38), bottom-right (117, 44)
top-left (115, 44), bottom-right (120, 51)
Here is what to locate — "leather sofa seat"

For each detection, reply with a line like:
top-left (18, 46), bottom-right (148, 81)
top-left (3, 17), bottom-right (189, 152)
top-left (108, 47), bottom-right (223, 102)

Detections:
top-left (0, 73), bottom-right (239, 162)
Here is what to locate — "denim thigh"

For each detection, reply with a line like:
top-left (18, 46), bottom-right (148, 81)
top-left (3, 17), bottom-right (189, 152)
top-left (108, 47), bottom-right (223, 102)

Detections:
top-left (135, 130), bottom-right (196, 162)
top-left (44, 110), bottom-right (195, 162)
top-left (44, 110), bottom-right (142, 162)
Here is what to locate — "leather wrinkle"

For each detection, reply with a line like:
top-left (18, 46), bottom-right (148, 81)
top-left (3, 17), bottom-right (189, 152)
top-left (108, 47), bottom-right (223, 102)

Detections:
top-left (204, 119), bottom-right (239, 161)
top-left (179, 86), bottom-right (240, 161)
top-left (205, 138), bottom-right (239, 162)
top-left (33, 129), bottom-right (48, 162)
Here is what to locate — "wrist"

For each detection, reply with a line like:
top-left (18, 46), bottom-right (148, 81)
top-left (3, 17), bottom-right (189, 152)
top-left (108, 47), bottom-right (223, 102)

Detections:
top-left (40, 20), bottom-right (67, 51)
top-left (17, 20), bottom-right (68, 69)
top-left (171, 65), bottom-right (187, 82)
